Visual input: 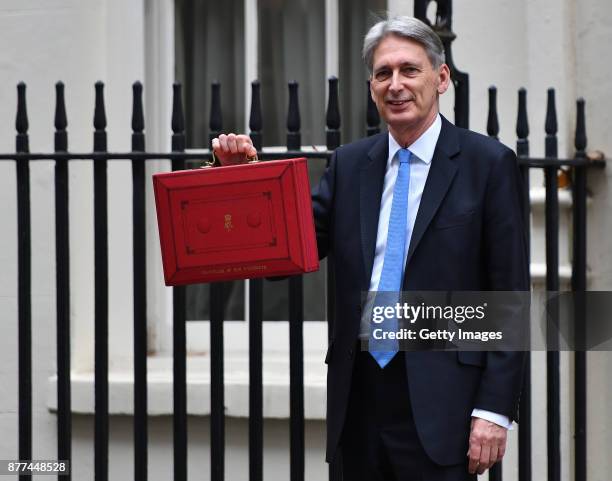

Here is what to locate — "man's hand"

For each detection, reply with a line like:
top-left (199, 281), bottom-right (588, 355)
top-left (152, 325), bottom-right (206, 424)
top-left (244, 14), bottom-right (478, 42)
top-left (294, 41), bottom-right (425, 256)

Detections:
top-left (467, 417), bottom-right (507, 475)
top-left (211, 133), bottom-right (257, 166)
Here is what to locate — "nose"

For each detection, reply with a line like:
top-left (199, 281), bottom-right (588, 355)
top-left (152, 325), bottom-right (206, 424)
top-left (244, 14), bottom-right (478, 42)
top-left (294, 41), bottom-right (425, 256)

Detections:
top-left (389, 70), bottom-right (403, 93)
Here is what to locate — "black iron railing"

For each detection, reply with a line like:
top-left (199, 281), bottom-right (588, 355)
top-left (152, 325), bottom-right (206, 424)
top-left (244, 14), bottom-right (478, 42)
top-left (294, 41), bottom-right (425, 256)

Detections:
top-left (485, 85), bottom-right (603, 481)
top-left (0, 76), bottom-right (605, 481)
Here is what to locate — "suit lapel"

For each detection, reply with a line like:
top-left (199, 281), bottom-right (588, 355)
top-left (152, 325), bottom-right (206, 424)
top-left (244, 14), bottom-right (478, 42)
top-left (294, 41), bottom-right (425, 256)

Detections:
top-left (404, 118), bottom-right (461, 277)
top-left (360, 133), bottom-right (388, 289)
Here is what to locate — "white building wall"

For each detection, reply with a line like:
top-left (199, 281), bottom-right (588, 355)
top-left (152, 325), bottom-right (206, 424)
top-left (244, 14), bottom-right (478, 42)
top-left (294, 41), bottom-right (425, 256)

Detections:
top-left (574, 2), bottom-right (612, 481)
top-left (0, 1), bottom-right (611, 480)
top-left (0, 0), bottom-right (109, 464)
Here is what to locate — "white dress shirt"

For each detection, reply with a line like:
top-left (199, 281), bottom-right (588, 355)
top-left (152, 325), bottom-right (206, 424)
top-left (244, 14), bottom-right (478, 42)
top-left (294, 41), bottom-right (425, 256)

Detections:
top-left (367, 114), bottom-right (512, 430)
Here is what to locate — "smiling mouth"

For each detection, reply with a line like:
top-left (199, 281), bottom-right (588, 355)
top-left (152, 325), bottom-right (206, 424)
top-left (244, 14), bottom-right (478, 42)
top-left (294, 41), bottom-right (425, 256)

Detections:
top-left (386, 99), bottom-right (411, 106)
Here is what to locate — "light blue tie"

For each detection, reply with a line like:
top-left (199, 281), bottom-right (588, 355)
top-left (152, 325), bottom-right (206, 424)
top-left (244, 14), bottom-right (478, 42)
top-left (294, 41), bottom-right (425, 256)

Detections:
top-left (370, 148), bottom-right (411, 368)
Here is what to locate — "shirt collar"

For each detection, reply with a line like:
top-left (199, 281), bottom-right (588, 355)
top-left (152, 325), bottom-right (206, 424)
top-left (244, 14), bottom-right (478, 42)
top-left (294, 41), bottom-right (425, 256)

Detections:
top-left (387, 113), bottom-right (442, 166)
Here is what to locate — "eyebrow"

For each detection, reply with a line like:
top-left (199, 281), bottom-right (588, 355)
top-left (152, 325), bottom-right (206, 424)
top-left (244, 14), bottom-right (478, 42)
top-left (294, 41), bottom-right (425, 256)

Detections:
top-left (373, 61), bottom-right (422, 74)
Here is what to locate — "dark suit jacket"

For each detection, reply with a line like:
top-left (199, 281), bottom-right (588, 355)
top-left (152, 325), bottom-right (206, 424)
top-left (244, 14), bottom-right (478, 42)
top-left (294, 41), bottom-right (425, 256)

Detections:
top-left (312, 116), bottom-right (529, 465)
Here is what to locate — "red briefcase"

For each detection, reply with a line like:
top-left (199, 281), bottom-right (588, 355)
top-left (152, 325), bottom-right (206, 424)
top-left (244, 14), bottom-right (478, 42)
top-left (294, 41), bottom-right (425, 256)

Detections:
top-left (153, 158), bottom-right (319, 286)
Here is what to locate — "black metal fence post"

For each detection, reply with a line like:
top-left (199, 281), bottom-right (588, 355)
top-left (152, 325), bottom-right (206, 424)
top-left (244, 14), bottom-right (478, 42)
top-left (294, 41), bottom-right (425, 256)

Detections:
top-left (16, 81), bottom-right (32, 481)
top-left (131, 80), bottom-right (148, 481)
top-left (54, 80), bottom-right (72, 481)
top-left (248, 79), bottom-right (264, 481)
top-left (572, 98), bottom-right (587, 481)
top-left (248, 270), bottom-right (264, 481)
top-left (93, 81), bottom-right (110, 481)
top-left (325, 76), bottom-right (342, 481)
top-left (517, 88), bottom-right (531, 256)
top-left (208, 81), bottom-right (226, 481)
top-left (325, 76), bottom-right (340, 342)
top-left (516, 87), bottom-right (532, 481)
top-left (287, 81), bottom-right (305, 481)
top-left (171, 82), bottom-right (188, 481)
top-left (544, 88), bottom-right (561, 481)
top-left (486, 99), bottom-right (501, 445)
top-left (209, 277), bottom-right (225, 481)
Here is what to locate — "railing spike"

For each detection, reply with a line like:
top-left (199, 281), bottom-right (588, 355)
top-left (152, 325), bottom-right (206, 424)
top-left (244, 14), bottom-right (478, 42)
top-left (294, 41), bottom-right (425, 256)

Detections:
top-left (287, 81), bottom-right (301, 150)
top-left (16, 82), bottom-right (29, 138)
top-left (249, 80), bottom-right (263, 151)
top-left (545, 88), bottom-right (558, 136)
top-left (545, 88), bottom-right (558, 160)
top-left (326, 76), bottom-right (340, 130)
top-left (171, 83), bottom-right (185, 153)
top-left (287, 81), bottom-right (301, 133)
top-left (326, 76), bottom-right (341, 150)
top-left (132, 82), bottom-right (145, 134)
top-left (93, 82), bottom-right (107, 152)
top-left (516, 88), bottom-right (529, 140)
top-left (575, 98), bottom-right (587, 153)
top-left (132, 82), bottom-right (145, 152)
top-left (487, 86), bottom-right (500, 139)
top-left (55, 82), bottom-right (67, 131)
top-left (209, 81), bottom-right (222, 136)
top-left (94, 81), bottom-right (106, 131)
top-left (172, 83), bottom-right (185, 135)
top-left (55, 82), bottom-right (68, 152)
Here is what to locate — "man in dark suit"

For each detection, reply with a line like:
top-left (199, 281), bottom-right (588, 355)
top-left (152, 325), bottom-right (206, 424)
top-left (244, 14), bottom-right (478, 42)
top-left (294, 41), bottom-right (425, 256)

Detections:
top-left (213, 15), bottom-right (528, 481)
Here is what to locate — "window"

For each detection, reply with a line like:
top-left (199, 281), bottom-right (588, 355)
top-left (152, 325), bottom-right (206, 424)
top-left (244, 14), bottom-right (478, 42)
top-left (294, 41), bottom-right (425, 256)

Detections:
top-left (174, 0), bottom-right (343, 322)
top-left (339, 0), bottom-right (387, 142)
top-left (257, 0), bottom-right (326, 146)
top-left (175, 0), bottom-right (246, 145)
top-left (175, 0), bottom-right (246, 321)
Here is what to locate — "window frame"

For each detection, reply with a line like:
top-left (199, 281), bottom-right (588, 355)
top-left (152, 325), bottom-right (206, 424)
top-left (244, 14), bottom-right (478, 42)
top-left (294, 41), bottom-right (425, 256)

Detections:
top-left (145, 0), bottom-right (343, 356)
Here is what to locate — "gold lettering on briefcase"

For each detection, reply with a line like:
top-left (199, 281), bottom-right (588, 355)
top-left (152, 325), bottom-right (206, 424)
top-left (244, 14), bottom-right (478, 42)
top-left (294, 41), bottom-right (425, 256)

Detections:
top-left (224, 214), bottom-right (234, 232)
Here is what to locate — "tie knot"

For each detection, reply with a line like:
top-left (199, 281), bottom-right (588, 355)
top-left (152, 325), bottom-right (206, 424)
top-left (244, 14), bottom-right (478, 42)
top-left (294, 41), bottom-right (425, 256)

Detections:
top-left (398, 148), bottom-right (411, 164)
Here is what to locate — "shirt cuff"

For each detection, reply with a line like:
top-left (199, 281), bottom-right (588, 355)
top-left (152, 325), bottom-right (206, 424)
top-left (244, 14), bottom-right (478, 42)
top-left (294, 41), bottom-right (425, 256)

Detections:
top-left (471, 409), bottom-right (513, 430)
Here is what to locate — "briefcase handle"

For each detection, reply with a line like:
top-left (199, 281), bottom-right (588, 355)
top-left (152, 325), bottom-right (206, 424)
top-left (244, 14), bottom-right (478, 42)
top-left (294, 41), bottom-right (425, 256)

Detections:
top-left (206, 148), bottom-right (259, 168)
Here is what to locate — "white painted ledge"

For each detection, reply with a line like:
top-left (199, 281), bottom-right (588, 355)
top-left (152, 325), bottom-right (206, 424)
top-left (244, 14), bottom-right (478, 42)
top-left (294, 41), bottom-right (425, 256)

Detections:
top-left (530, 263), bottom-right (572, 283)
top-left (530, 186), bottom-right (573, 208)
top-left (47, 351), bottom-right (328, 420)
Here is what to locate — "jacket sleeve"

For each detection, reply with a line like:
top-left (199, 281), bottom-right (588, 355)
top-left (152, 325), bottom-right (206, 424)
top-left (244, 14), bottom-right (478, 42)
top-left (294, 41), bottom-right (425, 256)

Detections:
top-left (311, 151), bottom-right (338, 261)
top-left (474, 147), bottom-right (529, 421)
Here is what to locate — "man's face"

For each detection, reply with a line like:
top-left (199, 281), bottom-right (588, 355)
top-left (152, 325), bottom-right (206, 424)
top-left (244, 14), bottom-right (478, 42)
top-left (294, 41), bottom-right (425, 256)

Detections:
top-left (369, 35), bottom-right (450, 136)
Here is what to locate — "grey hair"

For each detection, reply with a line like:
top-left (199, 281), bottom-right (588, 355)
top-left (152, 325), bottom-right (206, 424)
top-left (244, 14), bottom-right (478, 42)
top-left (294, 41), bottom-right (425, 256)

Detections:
top-left (363, 16), bottom-right (446, 74)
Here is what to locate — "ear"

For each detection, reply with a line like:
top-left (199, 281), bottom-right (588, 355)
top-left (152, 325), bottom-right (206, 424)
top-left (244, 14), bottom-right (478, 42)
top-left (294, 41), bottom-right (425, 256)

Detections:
top-left (437, 64), bottom-right (451, 95)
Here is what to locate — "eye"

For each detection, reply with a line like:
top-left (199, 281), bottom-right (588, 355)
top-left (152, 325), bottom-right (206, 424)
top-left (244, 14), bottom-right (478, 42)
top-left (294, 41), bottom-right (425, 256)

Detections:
top-left (374, 69), bottom-right (391, 82)
top-left (401, 66), bottom-right (420, 76)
